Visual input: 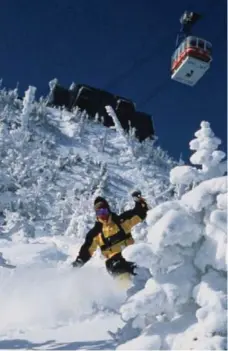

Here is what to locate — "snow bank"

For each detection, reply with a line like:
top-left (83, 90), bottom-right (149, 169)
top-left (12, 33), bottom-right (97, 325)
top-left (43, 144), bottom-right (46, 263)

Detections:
top-left (0, 262), bottom-right (125, 332)
top-left (117, 333), bottom-right (161, 350)
top-left (172, 324), bottom-right (227, 350)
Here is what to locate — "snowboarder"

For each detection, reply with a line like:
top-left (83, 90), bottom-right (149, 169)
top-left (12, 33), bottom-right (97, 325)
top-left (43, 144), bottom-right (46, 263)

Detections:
top-left (72, 191), bottom-right (148, 283)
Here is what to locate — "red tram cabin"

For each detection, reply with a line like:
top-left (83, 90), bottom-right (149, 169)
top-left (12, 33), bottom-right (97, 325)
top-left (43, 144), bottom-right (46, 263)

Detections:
top-left (171, 11), bottom-right (212, 86)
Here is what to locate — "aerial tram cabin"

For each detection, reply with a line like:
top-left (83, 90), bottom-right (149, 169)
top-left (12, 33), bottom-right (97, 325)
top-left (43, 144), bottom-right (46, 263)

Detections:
top-left (171, 11), bottom-right (212, 86)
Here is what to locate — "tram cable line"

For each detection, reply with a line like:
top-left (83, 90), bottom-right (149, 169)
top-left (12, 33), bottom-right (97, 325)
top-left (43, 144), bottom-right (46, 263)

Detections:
top-left (104, 0), bottom-right (217, 93)
top-left (138, 16), bottom-right (226, 110)
top-left (136, 1), bottom-right (225, 109)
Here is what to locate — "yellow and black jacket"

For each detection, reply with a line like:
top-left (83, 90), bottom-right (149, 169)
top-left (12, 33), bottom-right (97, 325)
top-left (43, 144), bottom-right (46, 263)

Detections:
top-left (76, 200), bottom-right (148, 265)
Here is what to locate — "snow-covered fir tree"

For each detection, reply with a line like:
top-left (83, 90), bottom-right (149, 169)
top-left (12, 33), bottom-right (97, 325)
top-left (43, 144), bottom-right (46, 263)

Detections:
top-left (189, 121), bottom-right (227, 179)
top-left (170, 121), bottom-right (227, 197)
top-left (114, 128), bottom-right (227, 350)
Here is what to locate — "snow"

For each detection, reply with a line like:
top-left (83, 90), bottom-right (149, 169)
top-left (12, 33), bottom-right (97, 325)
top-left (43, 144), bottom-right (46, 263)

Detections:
top-left (0, 86), bottom-right (227, 350)
top-left (0, 237), bottom-right (125, 349)
top-left (189, 121), bottom-right (226, 175)
top-left (171, 121), bottom-right (227, 194)
top-left (122, 243), bottom-right (156, 269)
top-left (217, 192), bottom-right (227, 209)
top-left (170, 165), bottom-right (199, 185)
top-left (193, 270), bottom-right (227, 336)
top-left (172, 324), bottom-right (227, 351)
top-left (116, 333), bottom-right (162, 350)
top-left (147, 208), bottom-right (203, 250)
top-left (210, 209), bottom-right (227, 232)
top-left (146, 200), bottom-right (181, 227)
top-left (181, 176), bottom-right (227, 211)
top-left (118, 131), bottom-right (227, 349)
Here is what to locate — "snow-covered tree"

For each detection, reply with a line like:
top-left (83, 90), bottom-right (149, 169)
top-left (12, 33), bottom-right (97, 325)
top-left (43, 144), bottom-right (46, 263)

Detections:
top-left (114, 176), bottom-right (227, 350)
top-left (190, 121), bottom-right (226, 179)
top-left (46, 78), bottom-right (58, 105)
top-left (106, 105), bottom-right (136, 159)
top-left (170, 121), bottom-right (227, 197)
top-left (106, 105), bottom-right (177, 206)
top-left (21, 86), bottom-right (36, 130)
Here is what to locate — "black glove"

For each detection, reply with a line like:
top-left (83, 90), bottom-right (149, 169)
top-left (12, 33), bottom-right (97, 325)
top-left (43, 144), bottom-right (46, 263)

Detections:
top-left (132, 190), bottom-right (149, 211)
top-left (132, 190), bottom-right (144, 202)
top-left (72, 257), bottom-right (84, 268)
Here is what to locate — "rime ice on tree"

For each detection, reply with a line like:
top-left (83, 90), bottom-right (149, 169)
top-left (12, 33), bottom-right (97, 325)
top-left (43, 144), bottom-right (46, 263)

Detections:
top-left (189, 121), bottom-right (226, 180)
top-left (170, 121), bottom-right (227, 196)
top-left (21, 86), bottom-right (36, 130)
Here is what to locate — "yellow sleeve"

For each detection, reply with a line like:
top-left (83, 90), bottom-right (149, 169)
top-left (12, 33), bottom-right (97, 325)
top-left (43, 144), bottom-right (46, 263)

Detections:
top-left (88, 236), bottom-right (99, 256)
top-left (121, 215), bottom-right (142, 233)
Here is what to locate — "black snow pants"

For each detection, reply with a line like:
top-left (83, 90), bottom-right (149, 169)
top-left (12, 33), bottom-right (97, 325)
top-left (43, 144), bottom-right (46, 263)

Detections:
top-left (105, 252), bottom-right (136, 277)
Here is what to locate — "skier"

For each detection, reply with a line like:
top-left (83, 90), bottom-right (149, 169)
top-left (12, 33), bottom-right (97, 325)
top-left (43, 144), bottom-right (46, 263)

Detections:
top-left (72, 191), bottom-right (148, 284)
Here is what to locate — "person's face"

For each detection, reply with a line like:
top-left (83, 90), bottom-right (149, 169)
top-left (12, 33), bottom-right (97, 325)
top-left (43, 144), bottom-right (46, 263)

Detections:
top-left (96, 207), bottom-right (110, 221)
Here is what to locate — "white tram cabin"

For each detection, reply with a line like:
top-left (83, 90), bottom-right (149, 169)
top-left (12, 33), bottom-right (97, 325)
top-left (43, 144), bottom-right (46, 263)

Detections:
top-left (171, 36), bottom-right (212, 86)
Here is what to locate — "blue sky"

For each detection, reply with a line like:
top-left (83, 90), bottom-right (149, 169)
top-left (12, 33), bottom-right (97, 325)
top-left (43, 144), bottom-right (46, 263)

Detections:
top-left (1, 0), bottom-right (226, 161)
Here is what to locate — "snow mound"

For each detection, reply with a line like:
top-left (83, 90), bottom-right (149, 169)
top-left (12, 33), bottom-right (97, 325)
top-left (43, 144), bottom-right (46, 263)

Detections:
top-left (117, 333), bottom-right (161, 350)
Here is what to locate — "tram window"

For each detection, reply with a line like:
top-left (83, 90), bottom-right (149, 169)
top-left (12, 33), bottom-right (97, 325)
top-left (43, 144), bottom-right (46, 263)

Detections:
top-left (198, 40), bottom-right (205, 49)
top-left (177, 47), bottom-right (181, 57)
top-left (186, 38), bottom-right (190, 47)
top-left (171, 54), bottom-right (175, 64)
top-left (206, 42), bottom-right (212, 54)
top-left (175, 48), bottom-right (179, 58)
top-left (182, 40), bottom-right (187, 51)
top-left (189, 38), bottom-right (197, 47)
top-left (186, 37), bottom-right (192, 48)
top-left (171, 49), bottom-right (177, 64)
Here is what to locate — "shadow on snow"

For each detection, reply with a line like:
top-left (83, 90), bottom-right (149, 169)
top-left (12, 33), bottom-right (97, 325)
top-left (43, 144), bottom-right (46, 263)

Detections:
top-left (0, 338), bottom-right (116, 350)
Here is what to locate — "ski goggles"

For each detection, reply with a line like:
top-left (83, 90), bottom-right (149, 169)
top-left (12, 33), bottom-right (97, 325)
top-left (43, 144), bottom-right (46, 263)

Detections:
top-left (96, 208), bottom-right (109, 216)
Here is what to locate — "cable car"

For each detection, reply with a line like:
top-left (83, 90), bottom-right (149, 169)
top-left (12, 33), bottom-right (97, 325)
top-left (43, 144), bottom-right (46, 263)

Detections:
top-left (171, 11), bottom-right (212, 86)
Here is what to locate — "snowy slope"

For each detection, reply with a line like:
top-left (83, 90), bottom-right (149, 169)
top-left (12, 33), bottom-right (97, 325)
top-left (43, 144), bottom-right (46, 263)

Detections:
top-left (0, 236), bottom-right (126, 350)
top-left (0, 86), bottom-right (175, 349)
top-left (0, 87), bottom-right (175, 240)
top-left (0, 86), bottom-right (227, 350)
